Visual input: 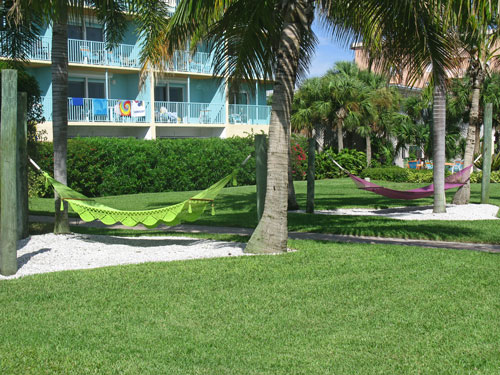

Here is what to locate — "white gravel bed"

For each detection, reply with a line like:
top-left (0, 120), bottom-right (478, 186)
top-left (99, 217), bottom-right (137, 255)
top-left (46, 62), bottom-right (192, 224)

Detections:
top-left (1, 234), bottom-right (249, 280)
top-left (292, 203), bottom-right (499, 221)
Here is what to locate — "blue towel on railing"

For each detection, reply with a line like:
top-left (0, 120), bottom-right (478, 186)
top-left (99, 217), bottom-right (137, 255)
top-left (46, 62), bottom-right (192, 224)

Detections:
top-left (71, 97), bottom-right (84, 106)
top-left (92, 98), bottom-right (107, 116)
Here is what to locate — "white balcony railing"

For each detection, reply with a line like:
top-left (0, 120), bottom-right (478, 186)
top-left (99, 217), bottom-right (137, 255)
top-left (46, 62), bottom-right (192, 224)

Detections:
top-left (68, 98), bottom-right (150, 123)
top-left (154, 101), bottom-right (225, 124)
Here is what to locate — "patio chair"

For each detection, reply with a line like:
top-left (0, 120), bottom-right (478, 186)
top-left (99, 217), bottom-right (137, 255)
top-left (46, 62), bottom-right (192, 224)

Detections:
top-left (454, 160), bottom-right (464, 172)
top-left (229, 114), bottom-right (242, 124)
top-left (80, 45), bottom-right (96, 64)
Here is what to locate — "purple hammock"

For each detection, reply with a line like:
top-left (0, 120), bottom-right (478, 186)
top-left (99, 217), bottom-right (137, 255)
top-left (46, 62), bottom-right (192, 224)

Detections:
top-left (333, 160), bottom-right (472, 200)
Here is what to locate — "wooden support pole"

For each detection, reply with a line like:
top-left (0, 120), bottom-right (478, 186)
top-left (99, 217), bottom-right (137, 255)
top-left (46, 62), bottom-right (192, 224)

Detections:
top-left (481, 103), bottom-right (493, 204)
top-left (306, 137), bottom-right (315, 213)
top-left (17, 92), bottom-right (28, 239)
top-left (1, 69), bottom-right (18, 276)
top-left (255, 134), bottom-right (267, 222)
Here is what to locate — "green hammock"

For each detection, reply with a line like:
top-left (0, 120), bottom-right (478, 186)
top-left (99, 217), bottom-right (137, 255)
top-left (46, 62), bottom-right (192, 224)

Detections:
top-left (35, 160), bottom-right (245, 229)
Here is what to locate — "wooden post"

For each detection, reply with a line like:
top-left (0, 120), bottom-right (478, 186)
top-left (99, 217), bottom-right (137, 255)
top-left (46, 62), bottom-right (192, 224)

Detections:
top-left (306, 137), bottom-right (315, 213)
top-left (17, 92), bottom-right (29, 239)
top-left (481, 103), bottom-right (493, 204)
top-left (255, 134), bottom-right (267, 222)
top-left (1, 69), bottom-right (18, 276)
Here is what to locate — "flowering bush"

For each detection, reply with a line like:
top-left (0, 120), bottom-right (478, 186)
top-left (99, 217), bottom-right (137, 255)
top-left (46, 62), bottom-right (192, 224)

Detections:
top-left (291, 142), bottom-right (308, 180)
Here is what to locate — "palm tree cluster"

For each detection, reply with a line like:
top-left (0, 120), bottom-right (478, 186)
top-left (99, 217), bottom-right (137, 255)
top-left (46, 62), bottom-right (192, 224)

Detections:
top-left (5, 0), bottom-right (500, 253)
top-left (292, 61), bottom-right (401, 167)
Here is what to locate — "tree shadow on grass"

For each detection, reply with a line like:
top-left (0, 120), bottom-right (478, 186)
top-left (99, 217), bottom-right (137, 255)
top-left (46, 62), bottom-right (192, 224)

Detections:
top-left (73, 234), bottom-right (246, 251)
top-left (288, 213), bottom-right (500, 244)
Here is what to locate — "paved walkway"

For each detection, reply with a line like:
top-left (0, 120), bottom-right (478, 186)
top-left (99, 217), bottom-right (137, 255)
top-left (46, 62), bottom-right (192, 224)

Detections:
top-left (30, 215), bottom-right (500, 254)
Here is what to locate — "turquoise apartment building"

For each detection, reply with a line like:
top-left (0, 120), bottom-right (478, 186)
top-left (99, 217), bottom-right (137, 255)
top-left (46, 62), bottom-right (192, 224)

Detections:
top-left (17, 1), bottom-right (272, 140)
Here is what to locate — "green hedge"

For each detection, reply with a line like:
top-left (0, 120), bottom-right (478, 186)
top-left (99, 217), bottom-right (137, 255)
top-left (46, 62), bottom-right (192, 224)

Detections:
top-left (470, 171), bottom-right (500, 183)
top-left (361, 167), bottom-right (441, 183)
top-left (33, 137), bottom-right (256, 197)
top-left (362, 167), bottom-right (500, 184)
top-left (315, 148), bottom-right (367, 179)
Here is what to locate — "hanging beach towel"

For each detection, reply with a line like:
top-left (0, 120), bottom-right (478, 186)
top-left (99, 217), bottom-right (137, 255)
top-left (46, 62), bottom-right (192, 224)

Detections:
top-left (92, 98), bottom-right (107, 116)
top-left (119, 100), bottom-right (131, 116)
top-left (71, 97), bottom-right (84, 106)
top-left (131, 100), bottom-right (145, 117)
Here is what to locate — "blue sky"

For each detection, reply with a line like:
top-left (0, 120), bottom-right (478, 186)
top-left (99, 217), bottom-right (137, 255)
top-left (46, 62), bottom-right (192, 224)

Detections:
top-left (306, 19), bottom-right (354, 78)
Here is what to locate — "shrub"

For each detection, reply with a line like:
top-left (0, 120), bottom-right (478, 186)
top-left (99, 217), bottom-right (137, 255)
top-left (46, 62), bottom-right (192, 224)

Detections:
top-left (315, 148), bottom-right (367, 179)
top-left (360, 167), bottom-right (451, 183)
top-left (470, 171), bottom-right (500, 183)
top-left (360, 166), bottom-right (410, 182)
top-left (34, 137), bottom-right (256, 197)
top-left (291, 142), bottom-right (307, 180)
top-left (406, 170), bottom-right (435, 183)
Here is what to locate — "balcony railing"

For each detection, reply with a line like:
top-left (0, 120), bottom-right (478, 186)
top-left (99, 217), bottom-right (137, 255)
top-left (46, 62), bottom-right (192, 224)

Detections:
top-left (164, 50), bottom-right (214, 74)
top-left (7, 35), bottom-right (215, 73)
top-left (68, 38), bottom-right (141, 68)
top-left (68, 98), bottom-right (150, 123)
top-left (229, 104), bottom-right (271, 125)
top-left (39, 97), bottom-right (271, 125)
top-left (154, 101), bottom-right (225, 124)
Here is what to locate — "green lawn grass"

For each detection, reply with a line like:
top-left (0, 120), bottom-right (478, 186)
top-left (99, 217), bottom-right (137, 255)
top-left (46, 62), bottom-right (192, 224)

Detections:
top-left (1, 240), bottom-right (499, 374)
top-left (30, 179), bottom-right (500, 244)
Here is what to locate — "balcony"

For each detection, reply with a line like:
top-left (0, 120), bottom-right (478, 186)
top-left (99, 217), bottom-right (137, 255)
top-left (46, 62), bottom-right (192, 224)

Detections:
top-left (229, 104), bottom-right (271, 125)
top-left (12, 35), bottom-right (215, 73)
top-left (164, 50), bottom-right (213, 74)
top-left (40, 97), bottom-right (271, 125)
top-left (67, 98), bottom-right (150, 123)
top-left (154, 101), bottom-right (225, 124)
top-left (154, 102), bottom-right (271, 125)
top-left (68, 39), bottom-right (141, 68)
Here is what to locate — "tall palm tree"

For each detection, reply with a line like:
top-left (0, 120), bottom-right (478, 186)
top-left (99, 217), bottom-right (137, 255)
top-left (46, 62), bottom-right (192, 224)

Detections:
top-left (333, 0), bottom-right (459, 213)
top-left (155, 0), bottom-right (317, 254)
top-left (153, 0), bottom-right (461, 252)
top-left (452, 0), bottom-right (500, 204)
top-left (8, 0), bottom-right (170, 232)
top-left (357, 70), bottom-right (401, 166)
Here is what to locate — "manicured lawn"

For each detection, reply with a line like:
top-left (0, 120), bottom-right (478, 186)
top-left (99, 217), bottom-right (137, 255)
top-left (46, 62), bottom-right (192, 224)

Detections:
top-left (30, 178), bottom-right (500, 244)
top-left (1, 240), bottom-right (499, 374)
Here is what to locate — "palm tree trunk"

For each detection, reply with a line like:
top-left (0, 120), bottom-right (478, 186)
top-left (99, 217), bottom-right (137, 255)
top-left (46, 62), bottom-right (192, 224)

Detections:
top-left (474, 123), bottom-right (481, 156)
top-left (314, 125), bottom-right (325, 153)
top-left (288, 147), bottom-right (299, 210)
top-left (52, 4), bottom-right (70, 233)
top-left (453, 71), bottom-right (483, 204)
top-left (432, 79), bottom-right (446, 213)
top-left (246, 0), bottom-right (313, 254)
top-left (337, 121), bottom-right (343, 152)
top-left (365, 135), bottom-right (371, 167)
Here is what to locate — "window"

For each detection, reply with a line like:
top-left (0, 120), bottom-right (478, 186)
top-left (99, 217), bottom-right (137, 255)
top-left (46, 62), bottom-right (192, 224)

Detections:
top-left (155, 86), bottom-right (167, 102)
top-left (169, 87), bottom-right (183, 102)
top-left (88, 81), bottom-right (105, 98)
top-left (155, 84), bottom-right (184, 102)
top-left (68, 78), bottom-right (105, 98)
top-left (68, 80), bottom-right (85, 98)
top-left (86, 27), bottom-right (103, 42)
top-left (230, 92), bottom-right (248, 105)
top-left (68, 22), bottom-right (103, 41)
top-left (68, 25), bottom-right (83, 40)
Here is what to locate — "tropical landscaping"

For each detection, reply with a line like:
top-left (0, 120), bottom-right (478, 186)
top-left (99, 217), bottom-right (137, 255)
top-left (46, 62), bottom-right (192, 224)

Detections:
top-left (3, 0), bottom-right (500, 373)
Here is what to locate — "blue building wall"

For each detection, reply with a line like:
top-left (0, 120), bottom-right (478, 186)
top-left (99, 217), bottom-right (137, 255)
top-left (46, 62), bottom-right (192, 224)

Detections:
top-left (190, 78), bottom-right (224, 103)
top-left (27, 67), bottom-right (52, 97)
